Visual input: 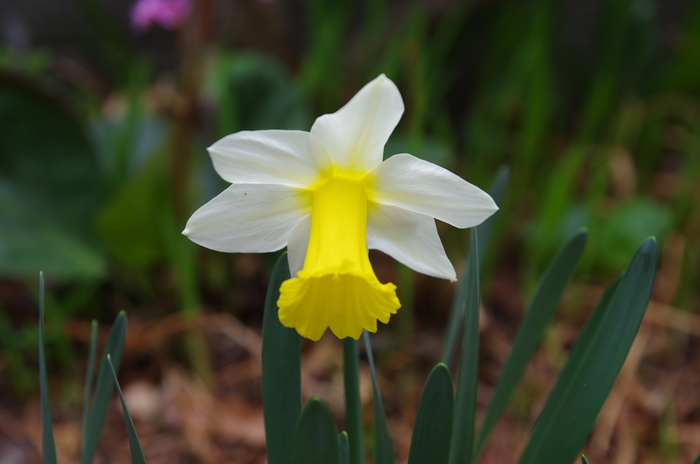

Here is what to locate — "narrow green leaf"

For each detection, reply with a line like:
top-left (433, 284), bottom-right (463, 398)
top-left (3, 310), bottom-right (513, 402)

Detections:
top-left (81, 320), bottom-right (98, 444)
top-left (441, 168), bottom-right (508, 364)
top-left (342, 338), bottom-right (364, 464)
top-left (477, 165), bottom-right (509, 268)
top-left (81, 311), bottom-right (127, 464)
top-left (363, 331), bottom-right (394, 464)
top-left (338, 431), bottom-right (350, 464)
top-left (517, 238), bottom-right (657, 464)
top-left (582, 455), bottom-right (590, 464)
top-left (693, 452), bottom-right (700, 464)
top-left (292, 397), bottom-right (341, 464)
top-left (407, 363), bottom-right (454, 464)
top-left (440, 271), bottom-right (467, 365)
top-left (262, 253), bottom-right (301, 464)
top-left (475, 229), bottom-right (588, 455)
top-left (108, 355), bottom-right (147, 464)
top-left (449, 229), bottom-right (480, 464)
top-left (38, 272), bottom-right (58, 464)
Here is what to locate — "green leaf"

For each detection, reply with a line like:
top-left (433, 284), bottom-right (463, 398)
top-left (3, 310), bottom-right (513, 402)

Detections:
top-left (0, 75), bottom-right (106, 280)
top-left (363, 331), bottom-right (394, 464)
top-left (81, 311), bottom-right (127, 464)
top-left (338, 431), bottom-right (350, 464)
top-left (262, 253), bottom-right (301, 464)
top-left (475, 229), bottom-right (588, 455)
top-left (476, 165), bottom-right (509, 267)
top-left (517, 238), bottom-right (657, 464)
top-left (441, 168), bottom-right (508, 364)
top-left (38, 272), bottom-right (58, 464)
top-left (342, 338), bottom-right (364, 464)
top-left (81, 320), bottom-right (99, 446)
top-left (407, 363), bottom-right (454, 464)
top-left (581, 455), bottom-right (590, 464)
top-left (0, 182), bottom-right (105, 279)
top-left (292, 397), bottom-right (341, 464)
top-left (693, 452), bottom-right (700, 464)
top-left (449, 229), bottom-right (480, 464)
top-left (108, 355), bottom-right (147, 464)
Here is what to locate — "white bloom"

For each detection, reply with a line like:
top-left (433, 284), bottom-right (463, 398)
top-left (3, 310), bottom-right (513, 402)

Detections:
top-left (184, 75), bottom-right (498, 340)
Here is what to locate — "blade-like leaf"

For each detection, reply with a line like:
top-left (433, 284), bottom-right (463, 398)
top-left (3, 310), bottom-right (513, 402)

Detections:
top-left (517, 238), bottom-right (657, 464)
top-left (475, 229), bottom-right (587, 455)
top-left (81, 320), bottom-right (98, 443)
top-left (582, 455), bottom-right (590, 464)
top-left (363, 331), bottom-right (394, 464)
top-left (292, 397), bottom-right (341, 464)
top-left (38, 272), bottom-right (58, 464)
top-left (449, 229), bottom-right (480, 464)
top-left (81, 311), bottom-right (127, 464)
top-left (477, 165), bottom-right (509, 268)
top-left (693, 452), bottom-right (700, 464)
top-left (407, 363), bottom-right (454, 464)
top-left (108, 355), bottom-right (147, 464)
top-left (262, 253), bottom-right (301, 464)
top-left (338, 431), bottom-right (350, 464)
top-left (441, 168), bottom-right (508, 364)
top-left (343, 338), bottom-right (364, 464)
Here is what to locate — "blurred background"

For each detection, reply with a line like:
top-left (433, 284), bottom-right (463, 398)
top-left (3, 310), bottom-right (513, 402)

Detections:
top-left (1, 0), bottom-right (700, 462)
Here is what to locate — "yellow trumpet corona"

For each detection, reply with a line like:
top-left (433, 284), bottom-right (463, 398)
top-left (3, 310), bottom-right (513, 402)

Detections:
top-left (278, 175), bottom-right (400, 340)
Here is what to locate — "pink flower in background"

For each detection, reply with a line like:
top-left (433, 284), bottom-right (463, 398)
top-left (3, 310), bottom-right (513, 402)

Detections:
top-left (130, 0), bottom-right (192, 32)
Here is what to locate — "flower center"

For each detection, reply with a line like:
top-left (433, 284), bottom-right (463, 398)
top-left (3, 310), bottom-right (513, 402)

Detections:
top-left (277, 175), bottom-right (400, 340)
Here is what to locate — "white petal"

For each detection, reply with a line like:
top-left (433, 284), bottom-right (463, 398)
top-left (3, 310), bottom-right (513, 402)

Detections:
top-left (369, 154), bottom-right (498, 228)
top-left (183, 183), bottom-right (310, 253)
top-left (310, 74), bottom-right (404, 173)
top-left (367, 203), bottom-right (457, 281)
top-left (208, 130), bottom-right (328, 188)
top-left (286, 213), bottom-right (311, 277)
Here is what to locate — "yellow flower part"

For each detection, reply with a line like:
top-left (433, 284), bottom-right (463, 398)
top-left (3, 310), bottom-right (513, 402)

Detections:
top-left (183, 75), bottom-right (498, 340)
top-left (278, 176), bottom-right (400, 340)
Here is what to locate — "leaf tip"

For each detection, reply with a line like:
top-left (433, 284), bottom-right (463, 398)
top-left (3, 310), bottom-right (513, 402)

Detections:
top-left (639, 237), bottom-right (659, 258)
top-left (432, 362), bottom-right (451, 377)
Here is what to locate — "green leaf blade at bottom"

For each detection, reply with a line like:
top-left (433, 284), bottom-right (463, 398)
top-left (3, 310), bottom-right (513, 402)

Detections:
top-left (108, 355), bottom-right (147, 464)
top-left (81, 311), bottom-right (127, 464)
top-left (475, 229), bottom-right (587, 455)
top-left (449, 229), bottom-right (480, 464)
top-left (338, 431), bottom-right (350, 464)
top-left (517, 238), bottom-right (657, 464)
top-left (292, 397), bottom-right (341, 464)
top-left (407, 363), bottom-right (454, 464)
top-left (262, 253), bottom-right (301, 464)
top-left (38, 272), bottom-right (58, 464)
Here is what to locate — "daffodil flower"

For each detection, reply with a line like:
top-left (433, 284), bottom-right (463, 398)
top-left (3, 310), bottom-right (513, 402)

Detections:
top-left (183, 75), bottom-right (498, 341)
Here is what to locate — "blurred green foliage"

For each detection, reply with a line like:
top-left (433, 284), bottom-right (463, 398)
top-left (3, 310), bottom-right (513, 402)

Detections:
top-left (0, 76), bottom-right (106, 279)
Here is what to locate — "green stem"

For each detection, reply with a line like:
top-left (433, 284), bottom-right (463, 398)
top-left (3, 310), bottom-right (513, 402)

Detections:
top-left (342, 338), bottom-right (364, 464)
top-left (80, 320), bottom-right (98, 450)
